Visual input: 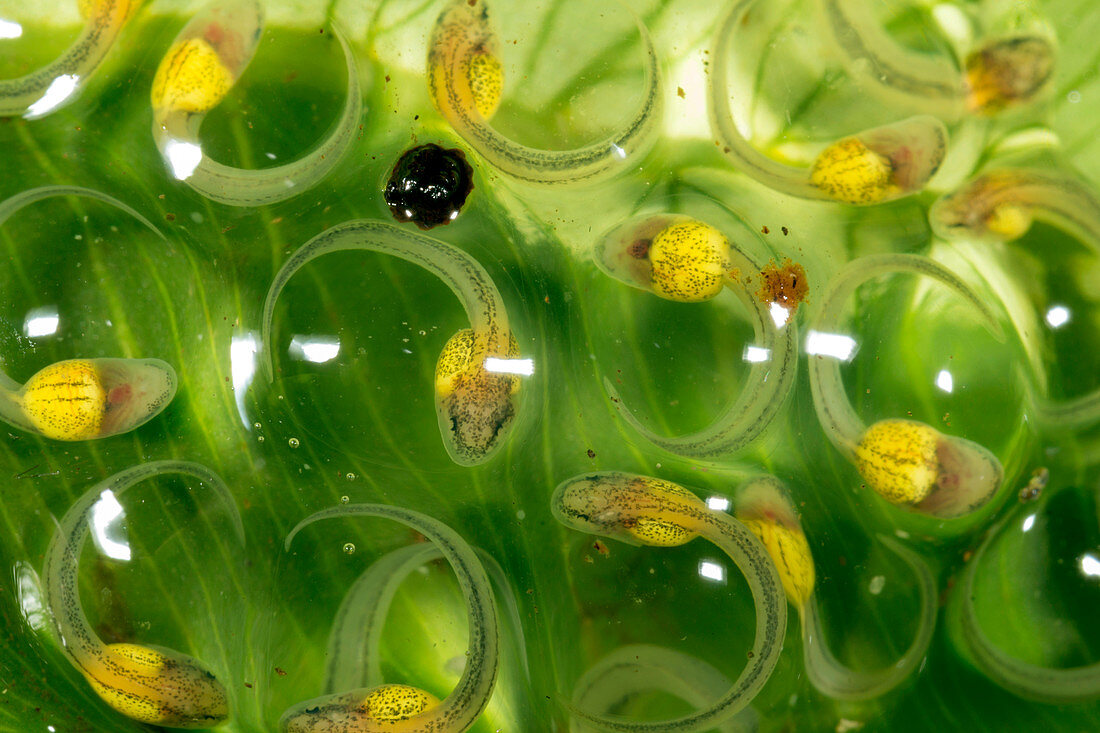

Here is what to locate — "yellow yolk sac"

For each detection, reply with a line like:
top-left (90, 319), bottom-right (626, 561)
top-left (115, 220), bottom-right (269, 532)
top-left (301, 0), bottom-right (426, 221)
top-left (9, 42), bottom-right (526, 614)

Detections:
top-left (741, 518), bottom-right (815, 608)
top-left (151, 38), bottom-right (236, 115)
top-left (20, 359), bottom-right (107, 441)
top-left (624, 477), bottom-right (705, 547)
top-left (467, 51), bottom-right (503, 120)
top-left (648, 221), bottom-right (732, 303)
top-left (362, 685), bottom-right (441, 722)
top-left (855, 419), bottom-right (940, 505)
top-left (855, 419), bottom-right (1004, 517)
top-left (435, 328), bottom-right (520, 399)
top-left (84, 644), bottom-right (230, 727)
top-left (810, 138), bottom-right (895, 205)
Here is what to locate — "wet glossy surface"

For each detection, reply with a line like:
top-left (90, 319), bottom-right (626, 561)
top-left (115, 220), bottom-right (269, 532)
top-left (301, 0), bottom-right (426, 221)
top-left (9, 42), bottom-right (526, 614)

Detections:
top-left (0, 1), bottom-right (1099, 731)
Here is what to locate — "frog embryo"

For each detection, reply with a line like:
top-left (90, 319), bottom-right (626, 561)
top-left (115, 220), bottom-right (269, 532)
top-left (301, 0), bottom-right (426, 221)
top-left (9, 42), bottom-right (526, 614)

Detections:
top-left (428, 0), bottom-right (661, 185)
top-left (279, 503), bottom-right (499, 733)
top-left (807, 254), bottom-right (1005, 518)
top-left (734, 475), bottom-right (937, 700)
top-left (594, 214), bottom-right (798, 459)
top-left (150, 0), bottom-right (361, 206)
top-left (42, 461), bottom-right (244, 728)
top-left (708, 0), bottom-right (947, 204)
top-left (261, 220), bottom-right (522, 466)
top-left (552, 471), bottom-right (787, 732)
top-left (0, 186), bottom-right (177, 441)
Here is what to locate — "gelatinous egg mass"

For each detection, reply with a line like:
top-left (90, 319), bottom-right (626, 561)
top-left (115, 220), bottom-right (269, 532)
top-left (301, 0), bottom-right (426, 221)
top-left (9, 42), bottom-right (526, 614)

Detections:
top-left (384, 143), bottom-right (474, 230)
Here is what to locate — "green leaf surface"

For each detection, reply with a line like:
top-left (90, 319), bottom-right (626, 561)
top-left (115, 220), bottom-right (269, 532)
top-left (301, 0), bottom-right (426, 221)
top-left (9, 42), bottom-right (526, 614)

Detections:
top-left (1, 0), bottom-right (1099, 731)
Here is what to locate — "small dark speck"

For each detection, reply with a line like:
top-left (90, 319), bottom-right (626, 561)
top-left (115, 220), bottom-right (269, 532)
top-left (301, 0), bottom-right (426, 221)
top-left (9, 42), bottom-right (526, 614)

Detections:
top-left (319, 28), bottom-right (324, 34)
top-left (244, 682), bottom-right (253, 689)
top-left (781, 226), bottom-right (789, 235)
top-left (747, 650), bottom-right (754, 659)
top-left (414, 114), bottom-right (419, 120)
top-left (586, 448), bottom-right (596, 458)
top-left (275, 667), bottom-right (287, 676)
top-left (761, 225), bottom-right (769, 234)
top-left (165, 213), bottom-right (175, 221)
top-left (385, 74), bottom-right (391, 82)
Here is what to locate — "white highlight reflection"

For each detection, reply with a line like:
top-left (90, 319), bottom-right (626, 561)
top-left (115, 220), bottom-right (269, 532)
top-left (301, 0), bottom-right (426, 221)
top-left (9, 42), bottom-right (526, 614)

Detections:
top-left (805, 330), bottom-right (858, 361)
top-left (24, 74), bottom-right (79, 119)
top-left (289, 335), bottom-right (340, 364)
top-left (1021, 514), bottom-right (1036, 533)
top-left (698, 560), bottom-right (726, 583)
top-left (611, 143), bottom-right (627, 160)
top-left (769, 302), bottom-right (791, 328)
top-left (0, 19), bottom-right (23, 39)
top-left (23, 306), bottom-right (59, 338)
top-left (1080, 553), bottom-right (1100, 579)
top-left (743, 345), bottom-right (771, 363)
top-left (484, 357), bottom-right (535, 376)
top-left (931, 3), bottom-right (971, 44)
top-left (935, 369), bottom-right (954, 394)
top-left (706, 495), bottom-right (730, 511)
top-left (163, 138), bottom-right (204, 180)
top-left (90, 489), bottom-right (131, 562)
top-left (230, 331), bottom-right (259, 427)
top-left (1045, 305), bottom-right (1071, 329)
top-left (13, 562), bottom-right (48, 632)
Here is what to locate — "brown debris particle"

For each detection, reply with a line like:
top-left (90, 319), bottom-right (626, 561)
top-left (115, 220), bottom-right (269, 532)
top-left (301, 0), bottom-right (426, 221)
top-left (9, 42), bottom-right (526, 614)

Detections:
top-left (756, 259), bottom-right (809, 312)
top-left (781, 226), bottom-right (789, 235)
top-left (275, 667), bottom-right (287, 677)
top-left (586, 448), bottom-right (596, 458)
top-left (593, 540), bottom-right (610, 556)
top-left (677, 86), bottom-right (686, 98)
top-left (761, 225), bottom-right (769, 234)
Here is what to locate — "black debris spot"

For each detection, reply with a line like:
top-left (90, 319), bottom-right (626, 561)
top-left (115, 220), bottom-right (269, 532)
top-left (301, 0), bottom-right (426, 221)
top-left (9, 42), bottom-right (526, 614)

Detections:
top-left (384, 143), bottom-right (474, 230)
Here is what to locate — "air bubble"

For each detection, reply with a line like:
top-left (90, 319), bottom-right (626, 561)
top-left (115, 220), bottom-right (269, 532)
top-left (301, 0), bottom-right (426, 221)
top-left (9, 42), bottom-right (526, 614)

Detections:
top-left (345, 472), bottom-right (357, 481)
top-left (339, 495), bottom-right (350, 504)
top-left (342, 542), bottom-right (356, 555)
top-left (288, 438), bottom-right (300, 448)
